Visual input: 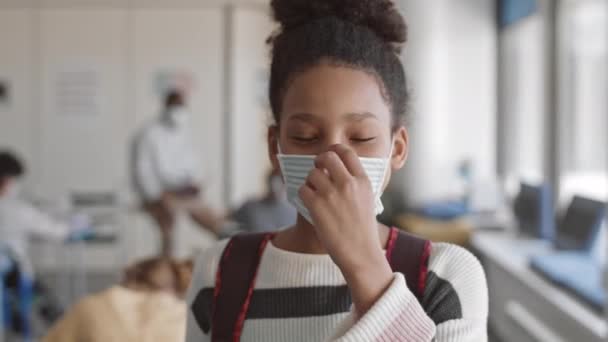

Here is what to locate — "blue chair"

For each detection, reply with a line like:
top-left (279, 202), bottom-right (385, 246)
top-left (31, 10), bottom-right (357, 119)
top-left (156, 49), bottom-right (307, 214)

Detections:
top-left (0, 252), bottom-right (12, 341)
top-left (0, 250), bottom-right (33, 341)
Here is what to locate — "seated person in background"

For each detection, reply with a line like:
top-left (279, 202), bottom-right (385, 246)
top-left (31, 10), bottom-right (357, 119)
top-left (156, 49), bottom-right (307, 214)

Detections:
top-left (0, 151), bottom-right (85, 328)
top-left (231, 170), bottom-right (297, 232)
top-left (131, 89), bottom-right (224, 256)
top-left (44, 257), bottom-right (193, 342)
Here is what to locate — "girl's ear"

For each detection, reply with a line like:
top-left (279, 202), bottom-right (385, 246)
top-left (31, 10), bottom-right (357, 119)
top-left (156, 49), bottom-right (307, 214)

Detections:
top-left (268, 125), bottom-right (281, 174)
top-left (391, 126), bottom-right (408, 170)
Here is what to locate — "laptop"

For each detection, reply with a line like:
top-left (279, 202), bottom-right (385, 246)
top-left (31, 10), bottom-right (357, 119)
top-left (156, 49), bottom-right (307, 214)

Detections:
top-left (513, 182), bottom-right (554, 240)
top-left (554, 195), bottom-right (606, 251)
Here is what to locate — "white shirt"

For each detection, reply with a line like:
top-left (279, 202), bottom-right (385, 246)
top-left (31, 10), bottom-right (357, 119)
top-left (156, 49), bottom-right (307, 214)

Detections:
top-left (0, 196), bottom-right (70, 275)
top-left (131, 117), bottom-right (201, 201)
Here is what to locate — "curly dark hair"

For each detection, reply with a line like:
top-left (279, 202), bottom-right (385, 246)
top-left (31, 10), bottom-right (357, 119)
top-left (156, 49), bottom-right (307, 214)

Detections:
top-left (268, 0), bottom-right (408, 129)
top-left (0, 151), bottom-right (25, 181)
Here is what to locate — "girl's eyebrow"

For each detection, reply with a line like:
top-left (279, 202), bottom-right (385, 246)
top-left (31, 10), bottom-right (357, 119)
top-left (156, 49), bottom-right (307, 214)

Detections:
top-left (343, 112), bottom-right (378, 121)
top-left (287, 113), bottom-right (317, 123)
top-left (286, 112), bottom-right (378, 123)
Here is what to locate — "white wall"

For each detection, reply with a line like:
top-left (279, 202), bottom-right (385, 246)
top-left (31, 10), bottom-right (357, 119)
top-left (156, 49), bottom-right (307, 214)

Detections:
top-left (501, 13), bottom-right (545, 185)
top-left (0, 0), bottom-right (499, 208)
top-left (399, 0), bottom-right (497, 205)
top-left (0, 2), bottom-right (272, 260)
top-left (0, 9), bottom-right (37, 190)
top-left (229, 7), bottom-right (274, 206)
top-left (0, 2), bottom-right (238, 209)
top-left (38, 9), bottom-right (129, 199)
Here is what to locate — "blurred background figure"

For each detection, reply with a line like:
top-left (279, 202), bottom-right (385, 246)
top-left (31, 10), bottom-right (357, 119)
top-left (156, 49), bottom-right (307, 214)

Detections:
top-left (230, 170), bottom-right (296, 233)
top-left (0, 151), bottom-right (90, 335)
top-left (43, 257), bottom-right (193, 342)
top-left (131, 90), bottom-right (223, 256)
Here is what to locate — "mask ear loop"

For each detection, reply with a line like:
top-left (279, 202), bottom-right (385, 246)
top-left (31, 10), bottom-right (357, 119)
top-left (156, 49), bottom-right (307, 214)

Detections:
top-left (375, 140), bottom-right (395, 215)
top-left (276, 142), bottom-right (283, 156)
top-left (275, 142), bottom-right (288, 185)
top-left (378, 140), bottom-right (394, 192)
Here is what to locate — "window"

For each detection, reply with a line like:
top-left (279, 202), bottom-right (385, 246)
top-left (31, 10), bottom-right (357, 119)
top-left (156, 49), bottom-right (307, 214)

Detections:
top-left (558, 0), bottom-right (607, 202)
top-left (499, 9), bottom-right (546, 193)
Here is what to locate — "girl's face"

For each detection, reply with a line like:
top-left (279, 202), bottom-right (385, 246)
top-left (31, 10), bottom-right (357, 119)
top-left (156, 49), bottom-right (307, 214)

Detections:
top-left (268, 63), bottom-right (409, 184)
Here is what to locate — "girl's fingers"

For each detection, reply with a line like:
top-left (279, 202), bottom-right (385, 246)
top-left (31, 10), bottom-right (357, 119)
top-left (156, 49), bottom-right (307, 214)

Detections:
top-left (306, 167), bottom-right (333, 194)
top-left (314, 151), bottom-right (350, 185)
top-left (328, 144), bottom-right (366, 178)
top-left (298, 183), bottom-right (316, 208)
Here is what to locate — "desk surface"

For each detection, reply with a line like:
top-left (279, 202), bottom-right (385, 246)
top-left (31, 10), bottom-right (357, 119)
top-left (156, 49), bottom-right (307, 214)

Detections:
top-left (471, 231), bottom-right (607, 338)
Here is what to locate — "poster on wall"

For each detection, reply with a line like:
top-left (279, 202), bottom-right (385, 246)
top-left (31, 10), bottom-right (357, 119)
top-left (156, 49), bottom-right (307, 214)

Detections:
top-left (154, 69), bottom-right (196, 98)
top-left (54, 65), bottom-right (100, 116)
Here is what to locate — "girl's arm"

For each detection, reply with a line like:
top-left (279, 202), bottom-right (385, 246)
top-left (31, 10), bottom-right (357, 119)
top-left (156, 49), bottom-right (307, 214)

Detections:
top-left (300, 144), bottom-right (487, 340)
top-left (330, 243), bottom-right (488, 342)
top-left (299, 144), bottom-right (398, 316)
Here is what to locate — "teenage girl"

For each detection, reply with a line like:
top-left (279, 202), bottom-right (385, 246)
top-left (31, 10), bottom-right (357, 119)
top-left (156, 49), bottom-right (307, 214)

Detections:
top-left (187, 0), bottom-right (488, 341)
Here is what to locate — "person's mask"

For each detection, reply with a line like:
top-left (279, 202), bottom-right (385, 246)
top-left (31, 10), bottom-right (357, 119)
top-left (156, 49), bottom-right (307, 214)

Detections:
top-left (166, 106), bottom-right (190, 127)
top-left (277, 145), bottom-right (392, 224)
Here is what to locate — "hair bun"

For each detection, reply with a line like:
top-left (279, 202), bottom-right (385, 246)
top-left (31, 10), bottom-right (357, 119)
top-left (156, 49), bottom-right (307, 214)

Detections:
top-left (270, 0), bottom-right (407, 52)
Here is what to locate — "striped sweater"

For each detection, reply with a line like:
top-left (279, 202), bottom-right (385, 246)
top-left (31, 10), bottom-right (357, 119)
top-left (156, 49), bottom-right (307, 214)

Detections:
top-left (186, 238), bottom-right (488, 341)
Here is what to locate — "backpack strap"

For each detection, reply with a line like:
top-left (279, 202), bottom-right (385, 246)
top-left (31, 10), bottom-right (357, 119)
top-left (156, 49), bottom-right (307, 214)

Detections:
top-left (385, 227), bottom-right (432, 301)
top-left (211, 232), bottom-right (274, 342)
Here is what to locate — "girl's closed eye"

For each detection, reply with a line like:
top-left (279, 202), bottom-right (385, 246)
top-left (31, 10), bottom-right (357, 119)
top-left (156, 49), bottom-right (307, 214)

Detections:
top-left (348, 125), bottom-right (381, 144)
top-left (291, 135), bottom-right (319, 143)
top-left (351, 136), bottom-right (377, 143)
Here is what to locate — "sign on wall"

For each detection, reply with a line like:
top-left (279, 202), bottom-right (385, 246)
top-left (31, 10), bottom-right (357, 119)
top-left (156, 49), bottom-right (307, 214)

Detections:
top-left (54, 66), bottom-right (101, 117)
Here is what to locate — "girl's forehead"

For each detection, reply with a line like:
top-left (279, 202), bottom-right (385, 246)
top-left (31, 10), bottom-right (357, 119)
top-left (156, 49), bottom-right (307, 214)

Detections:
top-left (280, 64), bottom-right (391, 124)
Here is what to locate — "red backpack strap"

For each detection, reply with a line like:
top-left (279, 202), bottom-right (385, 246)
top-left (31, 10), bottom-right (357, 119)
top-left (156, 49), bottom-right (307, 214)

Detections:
top-left (385, 227), bottom-right (431, 301)
top-left (212, 232), bottom-right (274, 342)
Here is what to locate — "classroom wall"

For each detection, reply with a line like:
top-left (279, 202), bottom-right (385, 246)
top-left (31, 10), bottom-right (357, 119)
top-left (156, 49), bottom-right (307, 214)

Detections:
top-left (38, 8), bottom-right (130, 200)
top-left (0, 0), bottom-right (271, 210)
top-left (0, 0), bottom-right (500, 209)
top-left (0, 8), bottom-right (37, 186)
top-left (228, 7), bottom-right (274, 207)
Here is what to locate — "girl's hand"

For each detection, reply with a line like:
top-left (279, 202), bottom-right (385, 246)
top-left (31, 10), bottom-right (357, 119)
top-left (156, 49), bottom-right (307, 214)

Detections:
top-left (299, 144), bottom-right (393, 315)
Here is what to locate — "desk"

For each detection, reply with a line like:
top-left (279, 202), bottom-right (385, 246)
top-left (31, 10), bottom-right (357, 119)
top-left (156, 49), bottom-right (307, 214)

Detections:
top-left (30, 208), bottom-right (128, 308)
top-left (472, 232), bottom-right (606, 342)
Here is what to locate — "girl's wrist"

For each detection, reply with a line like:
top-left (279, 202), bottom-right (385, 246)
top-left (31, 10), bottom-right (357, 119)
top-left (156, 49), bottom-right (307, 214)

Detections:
top-left (342, 252), bottom-right (394, 315)
top-left (335, 234), bottom-right (387, 278)
top-left (342, 249), bottom-right (392, 285)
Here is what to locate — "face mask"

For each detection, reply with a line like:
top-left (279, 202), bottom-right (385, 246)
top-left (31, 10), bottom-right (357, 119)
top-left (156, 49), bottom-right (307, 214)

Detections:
top-left (166, 106), bottom-right (190, 127)
top-left (277, 144), bottom-right (392, 224)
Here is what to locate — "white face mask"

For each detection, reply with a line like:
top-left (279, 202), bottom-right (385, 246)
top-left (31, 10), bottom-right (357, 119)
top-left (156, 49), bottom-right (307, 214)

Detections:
top-left (166, 106), bottom-right (190, 127)
top-left (277, 144), bottom-right (392, 224)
